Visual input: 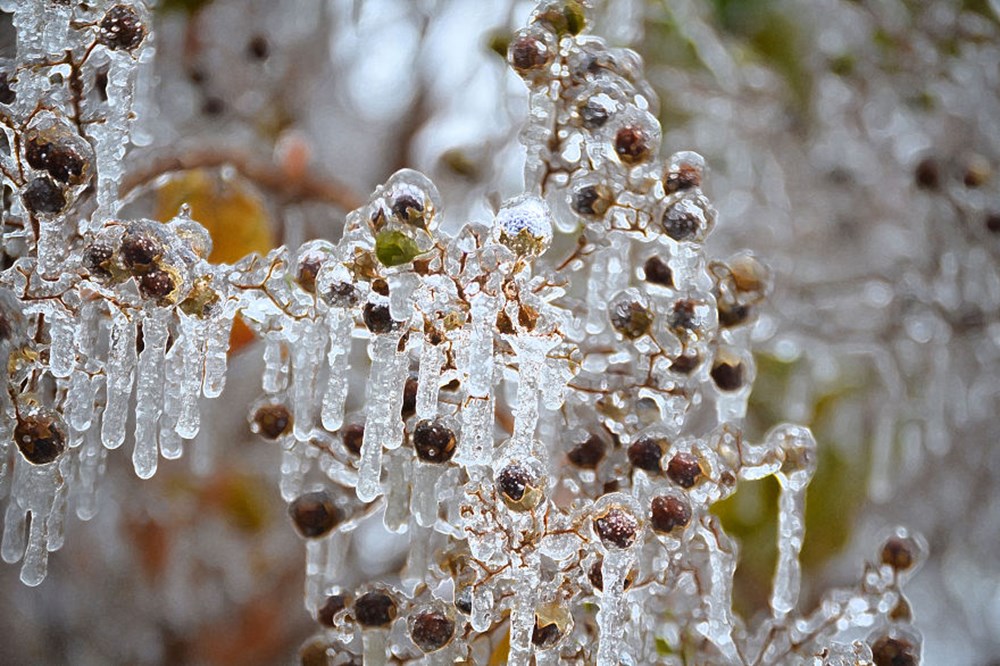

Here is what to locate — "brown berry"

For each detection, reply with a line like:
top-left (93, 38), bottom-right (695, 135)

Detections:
top-left (24, 131), bottom-right (90, 186)
top-left (84, 241), bottom-right (114, 277)
top-left (571, 184), bottom-right (612, 217)
top-left (139, 269), bottom-right (175, 300)
top-left (666, 452), bottom-right (703, 489)
top-left (986, 212), bottom-right (1000, 234)
top-left (253, 404), bottom-right (292, 440)
top-left (496, 462), bottom-right (543, 512)
top-left (531, 604), bottom-right (572, 649)
top-left (613, 126), bottom-right (651, 165)
top-left (296, 256), bottom-right (322, 294)
top-left (578, 98), bottom-right (610, 129)
top-left (913, 157), bottom-right (940, 191)
top-left (22, 177), bottom-right (66, 215)
top-left (323, 281), bottom-right (358, 308)
top-left (317, 594), bottom-right (349, 627)
top-left (355, 591), bottom-right (397, 628)
top-left (669, 351), bottom-right (701, 375)
top-left (121, 230), bottom-right (162, 270)
top-left (870, 635), bottom-right (917, 666)
top-left (643, 256), bottom-right (673, 287)
top-left (14, 414), bottom-right (66, 465)
top-left (880, 536), bottom-right (917, 571)
top-left (665, 163), bottom-right (702, 193)
top-left (567, 434), bottom-right (606, 469)
top-left (718, 301), bottom-right (751, 328)
top-left (650, 495), bottom-right (692, 534)
top-left (341, 423), bottom-right (364, 456)
top-left (710, 354), bottom-right (745, 392)
top-left (593, 506), bottom-right (639, 549)
top-left (288, 491), bottom-right (341, 539)
top-left (412, 419), bottom-right (457, 464)
top-left (408, 608), bottom-right (455, 652)
top-left (510, 35), bottom-right (550, 75)
top-left (668, 299), bottom-right (698, 332)
top-left (401, 376), bottom-right (418, 420)
top-left (661, 203), bottom-right (699, 241)
top-left (363, 303), bottom-right (396, 334)
top-left (97, 5), bottom-right (146, 52)
top-left (587, 559), bottom-right (636, 593)
top-left (627, 436), bottom-right (664, 473)
top-left (609, 296), bottom-right (652, 339)
top-left (246, 35), bottom-right (269, 60)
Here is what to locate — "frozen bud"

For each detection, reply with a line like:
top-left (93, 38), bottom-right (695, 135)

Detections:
top-left (593, 504), bottom-right (640, 549)
top-left (24, 117), bottom-right (95, 187)
top-left (375, 230), bottom-right (422, 267)
top-left (642, 255), bottom-right (673, 287)
top-left (139, 268), bottom-right (177, 301)
top-left (570, 182), bottom-right (613, 217)
top-left (710, 347), bottom-right (746, 392)
top-left (869, 634), bottom-right (918, 666)
top-left (963, 153), bottom-right (991, 188)
top-left (666, 452), bottom-right (704, 489)
top-left (531, 603), bottom-right (573, 649)
top-left (532, 1), bottom-right (587, 36)
top-left (664, 151), bottom-right (705, 194)
top-left (493, 194), bottom-right (554, 258)
top-left (668, 298), bottom-right (701, 334)
top-left (412, 419), bottom-right (457, 464)
top-left (121, 228), bottom-right (163, 271)
top-left (341, 423), bottom-right (364, 457)
top-left (97, 4), bottom-right (147, 52)
top-left (496, 461), bottom-right (545, 512)
top-left (879, 529), bottom-right (925, 572)
top-left (288, 491), bottom-right (342, 539)
top-left (614, 125), bottom-right (652, 165)
top-left (588, 558), bottom-right (636, 592)
top-left (508, 28), bottom-right (555, 79)
top-left (22, 177), bottom-right (67, 216)
top-left (15, 410), bottom-right (67, 465)
top-left (913, 156), bottom-right (940, 191)
top-left (567, 432), bottom-right (606, 469)
top-left (608, 289), bottom-right (653, 339)
top-left (84, 240), bottom-right (115, 278)
top-left (317, 593), bottom-right (350, 627)
top-left (252, 403), bottom-right (292, 440)
top-left (650, 494), bottom-right (692, 535)
top-left (408, 605), bottom-right (456, 652)
top-left (363, 303), bottom-right (398, 334)
top-left (627, 435), bottom-right (664, 473)
top-left (355, 590), bottom-right (397, 628)
top-left (660, 194), bottom-right (716, 243)
top-left (295, 244), bottom-right (332, 294)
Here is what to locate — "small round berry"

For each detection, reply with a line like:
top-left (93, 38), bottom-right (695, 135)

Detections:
top-left (669, 350), bottom-right (701, 375)
top-left (870, 634), bottom-right (917, 666)
top-left (317, 593), bottom-right (349, 627)
top-left (493, 194), bottom-right (554, 258)
top-left (627, 436), bottom-right (664, 473)
top-left (668, 299), bottom-right (698, 332)
top-left (401, 376), bottom-right (418, 420)
top-left (567, 433), bottom-right (606, 469)
top-left (728, 254), bottom-right (768, 294)
top-left (296, 255), bottom-right (323, 294)
top-left (578, 98), bottom-right (611, 129)
top-left (666, 452), bottom-right (704, 489)
top-left (913, 157), bottom-right (940, 191)
top-left (650, 495), bottom-right (692, 535)
top-left (288, 491), bottom-right (341, 539)
top-left (608, 291), bottom-right (653, 339)
top-left (710, 349), bottom-right (746, 392)
top-left (390, 193), bottom-right (426, 228)
top-left (341, 423), bottom-right (364, 457)
top-left (354, 591), bottom-right (397, 628)
top-left (412, 419), bottom-right (457, 464)
top-left (15, 413), bottom-right (66, 465)
top-left (298, 640), bottom-right (329, 666)
top-left (664, 151), bottom-right (705, 193)
top-left (531, 603), bottom-right (573, 649)
top-left (613, 125), bottom-right (651, 165)
top-left (408, 606), bottom-right (456, 652)
top-left (593, 505), bottom-right (639, 549)
top-left (363, 303), bottom-right (396, 334)
top-left (139, 269), bottom-right (175, 300)
top-left (97, 4), bottom-right (147, 52)
top-left (22, 177), bottom-right (66, 215)
top-left (84, 241), bottom-right (115, 277)
top-left (322, 281), bottom-right (358, 308)
top-left (587, 559), bottom-right (636, 593)
top-left (509, 33), bottom-right (552, 76)
top-left (120, 229), bottom-right (162, 270)
top-left (496, 462), bottom-right (544, 512)
top-left (880, 534), bottom-right (921, 572)
top-left (24, 127), bottom-right (93, 187)
top-left (661, 196), bottom-right (714, 242)
top-left (570, 183), bottom-right (612, 217)
top-left (252, 403), bottom-right (292, 440)
top-left (642, 256), bottom-right (673, 287)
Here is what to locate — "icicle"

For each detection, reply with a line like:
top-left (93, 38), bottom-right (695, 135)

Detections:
top-left (261, 330), bottom-right (288, 394)
top-left (510, 335), bottom-right (558, 449)
top-left (66, 302), bottom-right (101, 433)
top-left (202, 306), bottom-right (233, 399)
top-left (47, 310), bottom-right (75, 379)
top-left (159, 334), bottom-right (185, 460)
top-left (133, 311), bottom-right (169, 479)
top-left (411, 462), bottom-right (445, 528)
top-left (291, 319), bottom-right (327, 441)
top-left (321, 309), bottom-right (353, 431)
top-left (508, 553), bottom-right (540, 666)
top-left (305, 537), bottom-right (330, 613)
top-left (457, 394), bottom-right (494, 467)
top-left (175, 314), bottom-right (204, 440)
top-left (362, 629), bottom-right (389, 666)
top-left (44, 462), bottom-right (68, 553)
top-left (383, 450), bottom-right (411, 533)
top-left (697, 519), bottom-right (742, 662)
top-left (279, 441), bottom-right (310, 502)
top-left (596, 549), bottom-right (635, 666)
top-left (466, 291), bottom-right (497, 399)
top-left (74, 426), bottom-right (107, 521)
top-left (1, 459), bottom-right (64, 586)
top-left (101, 310), bottom-right (137, 450)
top-left (584, 235), bottom-right (628, 335)
top-left (357, 332), bottom-right (409, 502)
top-left (416, 338), bottom-right (443, 420)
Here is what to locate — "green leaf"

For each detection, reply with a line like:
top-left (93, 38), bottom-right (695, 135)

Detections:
top-left (375, 230), bottom-right (421, 267)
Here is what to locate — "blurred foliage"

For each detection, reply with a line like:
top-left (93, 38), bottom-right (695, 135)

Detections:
top-left (713, 353), bottom-right (871, 621)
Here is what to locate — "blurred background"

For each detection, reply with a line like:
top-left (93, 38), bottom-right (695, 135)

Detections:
top-left (1, 0), bottom-right (998, 663)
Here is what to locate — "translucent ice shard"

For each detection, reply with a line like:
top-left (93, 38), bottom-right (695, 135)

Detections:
top-left (101, 310), bottom-right (137, 450)
top-left (133, 311), bottom-right (168, 479)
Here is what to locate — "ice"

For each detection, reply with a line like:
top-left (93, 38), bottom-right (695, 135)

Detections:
top-left (383, 450), bottom-right (410, 533)
top-left (357, 331), bottom-right (409, 502)
top-left (291, 319), bottom-right (327, 441)
top-left (416, 339), bottom-right (443, 420)
top-left (133, 311), bottom-right (168, 479)
top-left (321, 309), bottom-right (353, 431)
top-left (261, 331), bottom-right (288, 394)
top-left (411, 461), bottom-right (445, 528)
top-left (101, 310), bottom-right (138, 450)
top-left (596, 549), bottom-right (635, 666)
top-left (202, 306), bottom-right (234, 399)
top-left (508, 555), bottom-right (540, 666)
top-left (159, 333), bottom-right (186, 460)
top-left (47, 309), bottom-right (76, 379)
top-left (175, 314), bottom-right (204, 440)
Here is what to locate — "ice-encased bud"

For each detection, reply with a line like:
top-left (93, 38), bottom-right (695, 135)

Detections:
top-left (664, 151), bottom-right (706, 194)
top-left (492, 194), bottom-right (554, 258)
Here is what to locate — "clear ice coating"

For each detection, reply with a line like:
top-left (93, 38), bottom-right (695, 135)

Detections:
top-left (0, 1), bottom-right (931, 664)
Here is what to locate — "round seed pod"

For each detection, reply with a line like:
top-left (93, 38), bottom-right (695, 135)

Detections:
top-left (592, 495), bottom-right (643, 550)
top-left (608, 289), bottom-right (653, 339)
top-left (341, 423), bottom-right (364, 457)
top-left (710, 347), bottom-right (747, 392)
top-left (495, 460), bottom-right (545, 512)
top-left (642, 255), bottom-right (673, 288)
top-left (354, 590), bottom-right (397, 629)
top-left (288, 490), bottom-right (341, 539)
top-left (878, 528), bottom-right (926, 573)
top-left (649, 494), bottom-right (692, 535)
top-left (587, 558), bottom-right (637, 593)
top-left (22, 176), bottom-right (67, 216)
top-left (666, 451), bottom-right (704, 489)
top-left (664, 151), bottom-right (705, 194)
top-left (23, 115), bottom-right (95, 187)
top-left (508, 27), bottom-right (556, 80)
top-left (317, 593), bottom-right (350, 627)
top-left (14, 409), bottom-right (67, 465)
top-left (412, 419), bottom-right (458, 464)
top-left (660, 193), bottom-right (716, 243)
top-left (251, 403), bottom-right (292, 440)
top-left (97, 4), bottom-right (147, 52)
top-left (627, 435), bottom-right (665, 473)
top-left (567, 432), bottom-right (606, 470)
top-left (408, 604), bottom-right (456, 653)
